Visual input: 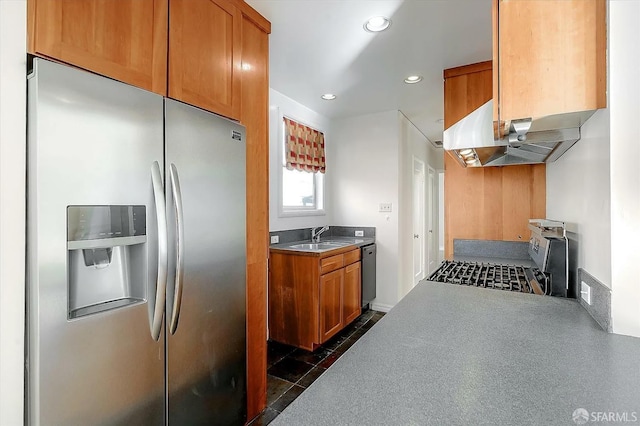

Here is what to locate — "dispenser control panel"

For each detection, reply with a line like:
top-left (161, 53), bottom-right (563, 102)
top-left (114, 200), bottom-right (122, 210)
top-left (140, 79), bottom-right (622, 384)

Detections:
top-left (67, 205), bottom-right (146, 241)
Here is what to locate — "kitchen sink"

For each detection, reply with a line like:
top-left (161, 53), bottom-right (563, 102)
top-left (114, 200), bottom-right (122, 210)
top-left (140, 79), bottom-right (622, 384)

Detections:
top-left (288, 242), bottom-right (348, 250)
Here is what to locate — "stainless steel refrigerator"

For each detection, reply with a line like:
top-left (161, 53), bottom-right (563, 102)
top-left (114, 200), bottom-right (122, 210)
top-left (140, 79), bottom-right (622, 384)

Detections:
top-left (27, 58), bottom-right (247, 425)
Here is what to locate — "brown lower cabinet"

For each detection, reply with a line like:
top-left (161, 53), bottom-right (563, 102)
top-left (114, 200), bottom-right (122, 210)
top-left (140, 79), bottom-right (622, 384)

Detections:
top-left (269, 247), bottom-right (362, 351)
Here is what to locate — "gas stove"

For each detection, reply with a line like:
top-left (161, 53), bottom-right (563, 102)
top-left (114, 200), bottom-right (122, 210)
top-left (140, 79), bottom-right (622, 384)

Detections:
top-left (430, 219), bottom-right (570, 297)
top-left (428, 261), bottom-right (549, 295)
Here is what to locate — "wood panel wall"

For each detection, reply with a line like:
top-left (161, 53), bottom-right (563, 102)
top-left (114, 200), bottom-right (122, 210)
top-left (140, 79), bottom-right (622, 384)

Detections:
top-left (443, 61), bottom-right (546, 259)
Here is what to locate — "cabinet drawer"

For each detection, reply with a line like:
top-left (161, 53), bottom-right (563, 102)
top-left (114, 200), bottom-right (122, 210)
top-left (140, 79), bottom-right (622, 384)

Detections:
top-left (343, 248), bottom-right (361, 266)
top-left (320, 254), bottom-right (344, 275)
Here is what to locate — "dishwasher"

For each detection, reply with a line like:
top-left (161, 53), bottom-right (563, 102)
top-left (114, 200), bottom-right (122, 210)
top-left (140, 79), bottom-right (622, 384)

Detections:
top-left (361, 244), bottom-right (376, 309)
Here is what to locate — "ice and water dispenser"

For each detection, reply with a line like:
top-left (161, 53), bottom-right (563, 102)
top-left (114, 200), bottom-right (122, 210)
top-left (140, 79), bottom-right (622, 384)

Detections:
top-left (67, 205), bottom-right (147, 319)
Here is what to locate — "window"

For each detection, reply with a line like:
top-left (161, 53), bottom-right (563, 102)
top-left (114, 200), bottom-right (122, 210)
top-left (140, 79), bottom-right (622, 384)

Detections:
top-left (282, 167), bottom-right (324, 211)
top-left (279, 116), bottom-right (325, 216)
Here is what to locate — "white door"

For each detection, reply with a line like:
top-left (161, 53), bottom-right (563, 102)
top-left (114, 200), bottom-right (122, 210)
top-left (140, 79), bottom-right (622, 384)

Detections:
top-left (413, 158), bottom-right (426, 286)
top-left (427, 167), bottom-right (437, 273)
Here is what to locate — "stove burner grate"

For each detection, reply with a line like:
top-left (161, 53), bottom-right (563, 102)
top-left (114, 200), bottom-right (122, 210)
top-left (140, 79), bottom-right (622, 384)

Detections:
top-left (428, 261), bottom-right (532, 293)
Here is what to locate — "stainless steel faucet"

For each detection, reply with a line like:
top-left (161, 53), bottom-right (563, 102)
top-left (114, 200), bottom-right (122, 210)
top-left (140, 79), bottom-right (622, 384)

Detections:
top-left (311, 225), bottom-right (329, 242)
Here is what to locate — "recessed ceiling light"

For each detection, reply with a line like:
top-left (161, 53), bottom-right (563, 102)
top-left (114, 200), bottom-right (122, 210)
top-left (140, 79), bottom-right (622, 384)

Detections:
top-left (364, 16), bottom-right (391, 33)
top-left (404, 75), bottom-right (423, 84)
top-left (321, 94), bottom-right (337, 100)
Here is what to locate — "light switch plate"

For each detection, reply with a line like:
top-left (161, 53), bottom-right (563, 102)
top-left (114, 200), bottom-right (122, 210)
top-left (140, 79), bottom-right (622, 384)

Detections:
top-left (355, 230), bottom-right (364, 237)
top-left (270, 235), bottom-right (279, 244)
top-left (379, 203), bottom-right (392, 212)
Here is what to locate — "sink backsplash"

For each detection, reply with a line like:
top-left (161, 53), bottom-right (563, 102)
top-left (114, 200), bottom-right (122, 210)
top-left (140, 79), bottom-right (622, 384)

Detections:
top-left (270, 226), bottom-right (376, 245)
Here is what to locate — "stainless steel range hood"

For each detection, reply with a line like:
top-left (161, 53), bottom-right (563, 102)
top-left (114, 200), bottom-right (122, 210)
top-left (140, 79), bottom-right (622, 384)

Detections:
top-left (443, 100), bottom-right (596, 167)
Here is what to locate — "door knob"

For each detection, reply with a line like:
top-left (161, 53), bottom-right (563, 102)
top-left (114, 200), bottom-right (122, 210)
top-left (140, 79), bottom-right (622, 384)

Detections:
top-left (413, 234), bottom-right (419, 239)
top-left (429, 230), bottom-right (433, 233)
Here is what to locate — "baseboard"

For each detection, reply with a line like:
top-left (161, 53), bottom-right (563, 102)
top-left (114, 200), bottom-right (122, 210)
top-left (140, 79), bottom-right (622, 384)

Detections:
top-left (371, 302), bottom-right (393, 313)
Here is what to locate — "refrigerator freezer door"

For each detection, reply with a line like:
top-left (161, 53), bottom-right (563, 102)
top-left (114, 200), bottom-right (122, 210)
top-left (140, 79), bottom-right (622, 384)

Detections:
top-left (164, 99), bottom-right (247, 425)
top-left (27, 59), bottom-right (165, 425)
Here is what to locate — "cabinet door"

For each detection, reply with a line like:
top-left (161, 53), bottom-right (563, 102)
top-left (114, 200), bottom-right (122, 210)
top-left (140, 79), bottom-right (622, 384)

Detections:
top-left (169, 0), bottom-right (241, 120)
top-left (497, 0), bottom-right (606, 122)
top-left (343, 261), bottom-right (361, 326)
top-left (319, 269), bottom-right (343, 343)
top-left (29, 0), bottom-right (168, 95)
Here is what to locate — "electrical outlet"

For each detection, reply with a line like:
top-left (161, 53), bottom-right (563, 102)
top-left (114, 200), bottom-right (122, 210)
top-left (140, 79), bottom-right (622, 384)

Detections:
top-left (270, 235), bottom-right (279, 244)
top-left (581, 281), bottom-right (591, 305)
top-left (379, 203), bottom-right (392, 213)
top-left (355, 230), bottom-right (364, 237)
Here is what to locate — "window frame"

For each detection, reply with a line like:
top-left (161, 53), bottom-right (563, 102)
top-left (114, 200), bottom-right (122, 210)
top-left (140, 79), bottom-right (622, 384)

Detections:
top-left (277, 111), bottom-right (326, 218)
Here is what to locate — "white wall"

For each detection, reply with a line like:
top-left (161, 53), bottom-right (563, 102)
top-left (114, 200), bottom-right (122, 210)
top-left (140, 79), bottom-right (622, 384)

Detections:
top-left (268, 89), bottom-right (333, 231)
top-left (331, 110), bottom-right (443, 311)
top-left (546, 109), bottom-right (611, 286)
top-left (609, 0), bottom-right (640, 337)
top-left (331, 111), bottom-right (400, 311)
top-left (547, 1), bottom-right (640, 338)
top-left (0, 1), bottom-right (26, 424)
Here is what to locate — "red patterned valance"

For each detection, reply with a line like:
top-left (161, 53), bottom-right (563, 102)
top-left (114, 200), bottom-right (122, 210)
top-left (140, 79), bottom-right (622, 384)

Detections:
top-left (284, 117), bottom-right (326, 173)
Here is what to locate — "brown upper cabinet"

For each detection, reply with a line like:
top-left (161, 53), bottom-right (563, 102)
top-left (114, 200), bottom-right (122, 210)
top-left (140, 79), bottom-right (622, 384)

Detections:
top-left (28, 0), bottom-right (169, 95)
top-left (28, 0), bottom-right (268, 121)
top-left (493, 0), bottom-right (607, 135)
top-left (169, 0), bottom-right (242, 120)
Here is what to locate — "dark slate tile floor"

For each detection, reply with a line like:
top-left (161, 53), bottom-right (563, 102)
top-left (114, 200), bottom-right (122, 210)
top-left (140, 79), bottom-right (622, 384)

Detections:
top-left (249, 309), bottom-right (385, 425)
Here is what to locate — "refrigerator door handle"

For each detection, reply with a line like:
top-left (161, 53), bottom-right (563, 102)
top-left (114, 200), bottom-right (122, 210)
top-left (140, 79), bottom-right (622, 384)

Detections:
top-left (151, 161), bottom-right (168, 341)
top-left (169, 163), bottom-right (185, 334)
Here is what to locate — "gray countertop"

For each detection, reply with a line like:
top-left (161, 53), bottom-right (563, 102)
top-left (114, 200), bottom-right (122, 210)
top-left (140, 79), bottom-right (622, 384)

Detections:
top-left (271, 281), bottom-right (640, 425)
top-left (319, 236), bottom-right (375, 247)
top-left (270, 237), bottom-right (375, 253)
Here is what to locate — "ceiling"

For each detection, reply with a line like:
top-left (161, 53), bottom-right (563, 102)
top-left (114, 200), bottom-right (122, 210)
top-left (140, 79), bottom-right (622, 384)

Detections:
top-left (245, 0), bottom-right (493, 144)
